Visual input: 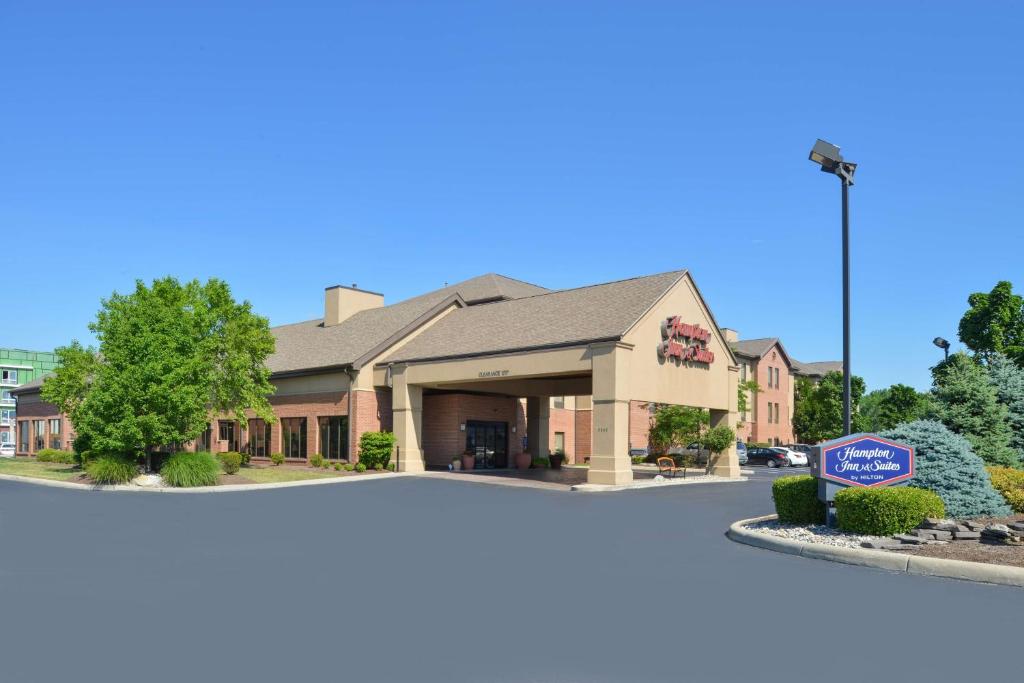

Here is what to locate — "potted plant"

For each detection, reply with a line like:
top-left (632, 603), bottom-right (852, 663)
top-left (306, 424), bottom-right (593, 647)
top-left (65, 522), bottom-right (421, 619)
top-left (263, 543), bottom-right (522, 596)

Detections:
top-left (549, 449), bottom-right (566, 470)
top-left (451, 455), bottom-right (462, 471)
top-left (514, 449), bottom-right (532, 470)
top-left (461, 449), bottom-right (476, 471)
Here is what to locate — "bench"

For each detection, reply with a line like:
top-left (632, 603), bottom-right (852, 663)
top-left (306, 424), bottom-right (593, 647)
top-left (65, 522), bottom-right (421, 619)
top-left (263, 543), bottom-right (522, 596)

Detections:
top-left (656, 456), bottom-right (687, 479)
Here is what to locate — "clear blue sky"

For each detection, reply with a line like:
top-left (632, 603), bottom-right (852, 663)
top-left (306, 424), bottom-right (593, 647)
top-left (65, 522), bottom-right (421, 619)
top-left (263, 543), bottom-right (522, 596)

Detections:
top-left (4, 2), bottom-right (1022, 392)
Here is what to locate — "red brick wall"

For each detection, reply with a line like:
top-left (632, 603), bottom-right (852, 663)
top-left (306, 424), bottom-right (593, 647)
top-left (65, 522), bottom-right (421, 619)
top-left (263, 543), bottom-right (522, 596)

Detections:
top-left (629, 400), bottom-right (654, 453)
top-left (749, 345), bottom-right (795, 445)
top-left (13, 395), bottom-right (75, 455)
top-left (574, 409), bottom-right (592, 462)
top-left (549, 406), bottom-right (576, 462)
top-left (350, 389), bottom-right (392, 463)
top-left (422, 393), bottom-right (522, 468)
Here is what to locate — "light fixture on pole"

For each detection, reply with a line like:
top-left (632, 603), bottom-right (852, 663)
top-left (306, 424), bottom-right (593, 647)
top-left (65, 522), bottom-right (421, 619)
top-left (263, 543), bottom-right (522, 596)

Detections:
top-left (809, 139), bottom-right (857, 436)
top-left (933, 337), bottom-right (951, 361)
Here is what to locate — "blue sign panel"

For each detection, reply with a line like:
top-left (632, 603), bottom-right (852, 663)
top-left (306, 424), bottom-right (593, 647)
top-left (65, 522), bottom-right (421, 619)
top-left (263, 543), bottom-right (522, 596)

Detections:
top-left (820, 434), bottom-right (914, 488)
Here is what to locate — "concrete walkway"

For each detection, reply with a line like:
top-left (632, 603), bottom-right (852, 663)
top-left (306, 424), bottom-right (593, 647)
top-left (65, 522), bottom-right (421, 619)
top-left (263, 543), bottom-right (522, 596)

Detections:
top-left (0, 469), bottom-right (1020, 683)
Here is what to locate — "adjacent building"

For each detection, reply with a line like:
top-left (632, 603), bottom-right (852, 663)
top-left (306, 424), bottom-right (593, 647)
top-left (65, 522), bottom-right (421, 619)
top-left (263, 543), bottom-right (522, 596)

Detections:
top-left (1, 349), bottom-right (59, 451)
top-left (724, 333), bottom-right (796, 446)
top-left (13, 269), bottom-right (743, 484)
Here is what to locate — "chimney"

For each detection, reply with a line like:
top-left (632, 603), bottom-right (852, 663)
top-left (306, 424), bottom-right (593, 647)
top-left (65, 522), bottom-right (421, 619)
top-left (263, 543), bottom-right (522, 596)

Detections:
top-left (324, 284), bottom-right (384, 326)
top-left (721, 328), bottom-right (739, 343)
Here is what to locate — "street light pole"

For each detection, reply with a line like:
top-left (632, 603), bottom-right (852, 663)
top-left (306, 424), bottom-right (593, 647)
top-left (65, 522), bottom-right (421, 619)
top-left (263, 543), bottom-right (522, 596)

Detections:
top-left (809, 139), bottom-right (857, 436)
top-left (841, 175), bottom-right (851, 436)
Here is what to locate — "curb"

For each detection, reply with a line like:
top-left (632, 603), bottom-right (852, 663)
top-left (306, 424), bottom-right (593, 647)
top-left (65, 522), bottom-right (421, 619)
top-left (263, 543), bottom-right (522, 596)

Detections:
top-left (0, 471), bottom-right (410, 494)
top-left (727, 514), bottom-right (1024, 589)
top-left (573, 476), bottom-right (747, 493)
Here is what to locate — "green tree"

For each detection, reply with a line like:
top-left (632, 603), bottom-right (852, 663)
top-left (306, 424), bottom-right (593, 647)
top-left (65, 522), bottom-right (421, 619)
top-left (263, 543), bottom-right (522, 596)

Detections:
top-left (986, 352), bottom-right (1024, 461)
top-left (648, 405), bottom-right (708, 455)
top-left (875, 384), bottom-right (935, 430)
top-left (737, 380), bottom-right (760, 417)
top-left (931, 352), bottom-right (1018, 467)
top-left (958, 281), bottom-right (1024, 365)
top-left (701, 424), bottom-right (736, 475)
top-left (792, 371), bottom-right (868, 444)
top-left (859, 387), bottom-right (889, 432)
top-left (42, 277), bottom-right (276, 470)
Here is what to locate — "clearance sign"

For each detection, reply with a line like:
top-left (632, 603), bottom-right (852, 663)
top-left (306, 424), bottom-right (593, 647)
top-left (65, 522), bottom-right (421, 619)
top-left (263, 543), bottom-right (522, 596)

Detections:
top-left (657, 316), bottom-right (715, 365)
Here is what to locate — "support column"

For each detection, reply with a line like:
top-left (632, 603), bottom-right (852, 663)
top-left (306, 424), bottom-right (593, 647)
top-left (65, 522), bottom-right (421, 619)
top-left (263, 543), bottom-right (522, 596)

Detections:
top-left (391, 364), bottom-right (425, 472)
top-left (709, 365), bottom-right (741, 478)
top-left (588, 342), bottom-right (633, 486)
top-left (526, 396), bottom-right (550, 459)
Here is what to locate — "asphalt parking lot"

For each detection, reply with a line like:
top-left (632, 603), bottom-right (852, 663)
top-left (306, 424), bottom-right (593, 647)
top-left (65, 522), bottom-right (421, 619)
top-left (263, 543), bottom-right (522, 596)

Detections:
top-left (1, 472), bottom-right (1021, 683)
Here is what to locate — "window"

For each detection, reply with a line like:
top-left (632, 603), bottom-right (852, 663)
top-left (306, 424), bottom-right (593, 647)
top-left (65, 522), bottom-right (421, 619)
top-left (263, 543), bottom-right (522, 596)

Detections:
top-left (318, 416), bottom-right (348, 461)
top-left (19, 421), bottom-right (29, 451)
top-left (740, 364), bottom-right (747, 381)
top-left (33, 420), bottom-right (45, 451)
top-left (1, 408), bottom-right (14, 424)
top-left (247, 419), bottom-right (272, 458)
top-left (766, 367), bottom-right (773, 388)
top-left (774, 403), bottom-right (781, 424)
top-left (553, 396), bottom-right (565, 409)
top-left (554, 431), bottom-right (565, 453)
top-left (281, 417), bottom-right (307, 459)
top-left (1, 369), bottom-right (17, 383)
top-left (0, 431), bottom-right (9, 443)
top-left (196, 423), bottom-right (212, 452)
top-left (1, 390), bottom-right (13, 401)
top-left (767, 403), bottom-right (773, 424)
top-left (775, 368), bottom-right (780, 387)
top-left (49, 418), bottom-right (61, 449)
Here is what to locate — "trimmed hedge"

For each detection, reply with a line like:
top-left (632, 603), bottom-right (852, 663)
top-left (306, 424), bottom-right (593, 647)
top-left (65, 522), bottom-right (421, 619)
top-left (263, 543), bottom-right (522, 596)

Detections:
top-left (987, 466), bottom-right (1024, 513)
top-left (218, 451), bottom-right (242, 475)
top-left (86, 454), bottom-right (139, 484)
top-left (269, 452), bottom-right (284, 465)
top-left (772, 475), bottom-right (826, 524)
top-left (835, 486), bottom-right (945, 536)
top-left (161, 451), bottom-right (220, 488)
top-left (309, 453), bottom-right (325, 468)
top-left (36, 449), bottom-right (75, 464)
top-left (358, 431), bottom-right (395, 470)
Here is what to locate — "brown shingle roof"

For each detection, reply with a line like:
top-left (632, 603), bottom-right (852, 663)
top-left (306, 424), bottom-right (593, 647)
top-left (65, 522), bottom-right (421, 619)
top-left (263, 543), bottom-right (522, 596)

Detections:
top-left (793, 360), bottom-right (843, 378)
top-left (730, 338), bottom-right (779, 359)
top-left (268, 274), bottom-right (548, 374)
top-left (383, 270), bottom-right (687, 364)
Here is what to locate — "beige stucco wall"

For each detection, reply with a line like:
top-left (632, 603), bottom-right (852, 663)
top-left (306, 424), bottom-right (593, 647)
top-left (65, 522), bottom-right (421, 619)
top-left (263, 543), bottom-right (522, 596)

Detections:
top-left (621, 274), bottom-right (733, 411)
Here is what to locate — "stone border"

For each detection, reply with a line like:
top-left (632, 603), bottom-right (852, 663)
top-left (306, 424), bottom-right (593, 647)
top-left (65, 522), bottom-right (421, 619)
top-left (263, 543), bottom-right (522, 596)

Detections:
top-left (728, 514), bottom-right (1024, 589)
top-left (0, 471), bottom-right (409, 493)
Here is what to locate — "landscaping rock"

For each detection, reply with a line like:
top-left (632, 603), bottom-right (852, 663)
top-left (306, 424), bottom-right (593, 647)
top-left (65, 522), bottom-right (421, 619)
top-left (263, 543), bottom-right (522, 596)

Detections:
top-left (1009, 521), bottom-right (1024, 532)
top-left (963, 521), bottom-right (986, 531)
top-left (893, 534), bottom-right (927, 545)
top-left (953, 531), bottom-right (981, 540)
top-left (861, 539), bottom-right (904, 550)
top-left (132, 474), bottom-right (163, 488)
top-left (929, 530), bottom-right (954, 540)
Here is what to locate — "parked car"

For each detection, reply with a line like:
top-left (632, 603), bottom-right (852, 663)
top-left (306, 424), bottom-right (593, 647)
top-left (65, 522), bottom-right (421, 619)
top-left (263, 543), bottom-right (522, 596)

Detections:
top-left (785, 443), bottom-right (813, 457)
top-left (770, 446), bottom-right (808, 467)
top-left (736, 441), bottom-right (748, 465)
top-left (0, 442), bottom-right (15, 458)
top-left (746, 447), bottom-right (790, 468)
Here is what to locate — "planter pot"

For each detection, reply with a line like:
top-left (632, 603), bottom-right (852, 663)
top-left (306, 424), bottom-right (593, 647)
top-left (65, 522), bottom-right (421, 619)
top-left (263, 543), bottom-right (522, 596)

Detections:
top-left (550, 454), bottom-right (564, 470)
top-left (461, 455), bottom-right (475, 471)
top-left (451, 460), bottom-right (462, 471)
top-left (514, 452), bottom-right (531, 470)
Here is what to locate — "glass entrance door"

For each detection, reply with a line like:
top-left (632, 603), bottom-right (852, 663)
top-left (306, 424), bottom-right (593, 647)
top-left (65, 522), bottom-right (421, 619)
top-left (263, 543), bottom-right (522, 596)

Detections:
top-left (465, 421), bottom-right (508, 469)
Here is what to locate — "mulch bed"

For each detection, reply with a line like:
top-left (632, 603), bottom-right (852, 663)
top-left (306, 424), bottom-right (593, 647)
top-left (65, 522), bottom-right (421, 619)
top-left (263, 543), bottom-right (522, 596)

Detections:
top-left (890, 514), bottom-right (1024, 568)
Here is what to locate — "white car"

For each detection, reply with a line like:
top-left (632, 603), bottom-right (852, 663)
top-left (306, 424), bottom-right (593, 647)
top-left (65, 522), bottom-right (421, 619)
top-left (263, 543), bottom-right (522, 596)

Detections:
top-left (769, 446), bottom-right (808, 467)
top-left (0, 442), bottom-right (15, 458)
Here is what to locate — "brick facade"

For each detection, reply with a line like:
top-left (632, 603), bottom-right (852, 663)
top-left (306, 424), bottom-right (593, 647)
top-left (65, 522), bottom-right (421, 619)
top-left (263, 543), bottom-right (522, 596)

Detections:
top-left (14, 396), bottom-right (75, 455)
top-left (350, 388), bottom-right (393, 463)
top-left (549, 406), bottom-right (576, 463)
top-left (421, 393), bottom-right (524, 469)
top-left (574, 409), bottom-right (592, 462)
top-left (628, 400), bottom-right (654, 453)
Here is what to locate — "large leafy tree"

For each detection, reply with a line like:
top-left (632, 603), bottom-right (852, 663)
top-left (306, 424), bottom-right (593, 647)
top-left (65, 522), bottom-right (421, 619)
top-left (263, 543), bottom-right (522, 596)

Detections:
top-left (958, 281), bottom-right (1024, 365)
top-left (986, 352), bottom-right (1024, 461)
top-left (931, 352), bottom-right (1018, 467)
top-left (648, 405), bottom-right (708, 455)
top-left (42, 277), bottom-right (276, 469)
top-left (865, 384), bottom-right (936, 431)
top-left (792, 371), bottom-right (868, 444)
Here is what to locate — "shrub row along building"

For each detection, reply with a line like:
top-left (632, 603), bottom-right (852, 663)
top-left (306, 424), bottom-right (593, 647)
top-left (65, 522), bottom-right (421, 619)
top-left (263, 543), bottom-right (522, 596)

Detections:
top-left (12, 269), bottom-right (836, 484)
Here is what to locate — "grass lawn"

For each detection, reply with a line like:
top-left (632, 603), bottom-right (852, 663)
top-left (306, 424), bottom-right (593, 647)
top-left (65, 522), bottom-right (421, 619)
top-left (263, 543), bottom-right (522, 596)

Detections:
top-left (234, 466), bottom-right (348, 484)
top-left (0, 458), bottom-right (82, 482)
